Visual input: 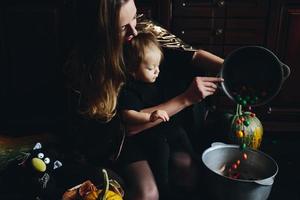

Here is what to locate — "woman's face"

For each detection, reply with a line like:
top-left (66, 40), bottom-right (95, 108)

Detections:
top-left (135, 46), bottom-right (161, 83)
top-left (119, 0), bottom-right (138, 42)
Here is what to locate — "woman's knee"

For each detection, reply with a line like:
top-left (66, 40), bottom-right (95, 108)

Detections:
top-left (133, 183), bottom-right (159, 200)
top-left (171, 152), bottom-right (193, 169)
top-left (124, 161), bottom-right (159, 200)
top-left (170, 152), bottom-right (199, 188)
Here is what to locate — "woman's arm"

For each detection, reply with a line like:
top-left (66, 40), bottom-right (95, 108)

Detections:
top-left (126, 49), bottom-right (224, 135)
top-left (126, 76), bottom-right (223, 135)
top-left (192, 49), bottom-right (224, 73)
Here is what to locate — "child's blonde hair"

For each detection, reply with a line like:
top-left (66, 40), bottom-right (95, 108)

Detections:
top-left (123, 32), bottom-right (163, 75)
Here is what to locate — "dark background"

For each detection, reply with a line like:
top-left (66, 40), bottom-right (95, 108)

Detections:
top-left (1, 0), bottom-right (300, 133)
top-left (0, 0), bottom-right (299, 199)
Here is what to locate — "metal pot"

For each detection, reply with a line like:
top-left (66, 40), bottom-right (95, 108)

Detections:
top-left (220, 46), bottom-right (290, 106)
top-left (201, 142), bottom-right (278, 200)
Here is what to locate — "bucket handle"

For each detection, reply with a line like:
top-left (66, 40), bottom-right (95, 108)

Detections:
top-left (254, 177), bottom-right (274, 186)
top-left (281, 64), bottom-right (291, 81)
top-left (210, 142), bottom-right (239, 149)
top-left (211, 142), bottom-right (226, 147)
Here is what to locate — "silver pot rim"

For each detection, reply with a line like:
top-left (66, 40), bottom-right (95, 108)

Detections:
top-left (201, 142), bottom-right (279, 185)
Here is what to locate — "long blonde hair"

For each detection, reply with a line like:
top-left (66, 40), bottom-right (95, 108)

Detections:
top-left (64, 0), bottom-right (127, 122)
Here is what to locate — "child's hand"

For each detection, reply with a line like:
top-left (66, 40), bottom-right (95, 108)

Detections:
top-left (150, 110), bottom-right (169, 122)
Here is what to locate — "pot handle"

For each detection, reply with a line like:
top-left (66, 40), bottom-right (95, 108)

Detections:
top-left (281, 64), bottom-right (291, 81)
top-left (254, 177), bottom-right (274, 186)
top-left (211, 142), bottom-right (238, 148)
top-left (211, 142), bottom-right (226, 147)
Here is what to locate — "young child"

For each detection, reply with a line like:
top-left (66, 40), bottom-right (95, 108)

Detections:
top-left (118, 32), bottom-right (196, 199)
top-left (121, 32), bottom-right (169, 125)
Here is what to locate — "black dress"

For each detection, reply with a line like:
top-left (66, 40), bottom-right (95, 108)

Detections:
top-left (117, 47), bottom-right (197, 166)
top-left (117, 76), bottom-right (195, 197)
top-left (53, 88), bottom-right (125, 195)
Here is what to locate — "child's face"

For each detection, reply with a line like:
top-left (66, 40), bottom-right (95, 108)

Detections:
top-left (135, 47), bottom-right (161, 83)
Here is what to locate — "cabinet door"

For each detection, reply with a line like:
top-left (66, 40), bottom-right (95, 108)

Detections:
top-left (173, 0), bottom-right (269, 18)
top-left (173, 0), bottom-right (225, 17)
top-left (262, 2), bottom-right (300, 132)
top-left (172, 18), bottom-right (225, 45)
top-left (226, 0), bottom-right (269, 17)
top-left (136, 0), bottom-right (171, 28)
top-left (136, 0), bottom-right (155, 19)
top-left (225, 19), bottom-right (266, 45)
top-left (272, 5), bottom-right (300, 107)
top-left (171, 0), bottom-right (269, 57)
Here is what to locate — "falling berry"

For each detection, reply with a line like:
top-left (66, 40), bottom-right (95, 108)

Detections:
top-left (243, 120), bottom-right (250, 126)
top-left (237, 130), bottom-right (244, 138)
top-left (241, 143), bottom-right (247, 150)
top-left (242, 153), bottom-right (248, 160)
top-left (236, 96), bottom-right (242, 102)
top-left (236, 119), bottom-right (242, 125)
top-left (232, 163), bottom-right (238, 169)
top-left (232, 172), bottom-right (240, 179)
top-left (241, 100), bottom-right (247, 106)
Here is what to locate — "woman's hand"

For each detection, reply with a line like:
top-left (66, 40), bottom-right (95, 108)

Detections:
top-left (149, 110), bottom-right (169, 122)
top-left (183, 77), bottom-right (224, 105)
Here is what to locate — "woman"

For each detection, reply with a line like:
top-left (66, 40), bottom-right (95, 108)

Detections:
top-left (59, 0), bottom-right (137, 195)
top-left (63, 0), bottom-right (223, 199)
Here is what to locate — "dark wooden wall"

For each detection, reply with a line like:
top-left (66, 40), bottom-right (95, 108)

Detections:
top-left (1, 0), bottom-right (299, 133)
top-left (138, 0), bottom-right (300, 133)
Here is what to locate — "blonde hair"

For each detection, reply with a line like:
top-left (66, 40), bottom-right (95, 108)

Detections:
top-left (64, 0), bottom-right (128, 122)
top-left (123, 31), bottom-right (163, 75)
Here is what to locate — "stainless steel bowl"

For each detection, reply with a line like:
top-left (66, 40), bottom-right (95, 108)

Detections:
top-left (202, 143), bottom-right (278, 200)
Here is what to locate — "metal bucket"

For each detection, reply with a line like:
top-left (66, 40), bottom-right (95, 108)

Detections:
top-left (201, 143), bottom-right (278, 200)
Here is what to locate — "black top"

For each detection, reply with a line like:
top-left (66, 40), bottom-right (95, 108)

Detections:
top-left (118, 77), bottom-right (163, 112)
top-left (64, 48), bottom-right (195, 164)
top-left (118, 47), bottom-right (195, 111)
